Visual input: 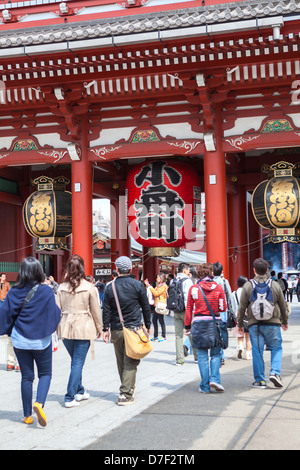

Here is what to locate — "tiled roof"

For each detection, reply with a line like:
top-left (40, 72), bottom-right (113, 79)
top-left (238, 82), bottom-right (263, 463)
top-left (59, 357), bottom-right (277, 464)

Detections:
top-left (0, 0), bottom-right (299, 49)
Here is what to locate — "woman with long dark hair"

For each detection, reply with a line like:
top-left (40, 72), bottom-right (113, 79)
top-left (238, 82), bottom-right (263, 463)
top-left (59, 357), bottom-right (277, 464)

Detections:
top-left (0, 257), bottom-right (61, 426)
top-left (56, 254), bottom-right (102, 408)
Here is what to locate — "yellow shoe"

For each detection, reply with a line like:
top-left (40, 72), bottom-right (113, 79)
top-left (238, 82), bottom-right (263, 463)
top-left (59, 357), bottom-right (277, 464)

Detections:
top-left (33, 402), bottom-right (47, 427)
top-left (23, 416), bottom-right (34, 425)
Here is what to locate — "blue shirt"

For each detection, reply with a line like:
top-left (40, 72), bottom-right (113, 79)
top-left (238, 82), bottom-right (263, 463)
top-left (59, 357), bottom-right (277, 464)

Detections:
top-left (11, 327), bottom-right (52, 350)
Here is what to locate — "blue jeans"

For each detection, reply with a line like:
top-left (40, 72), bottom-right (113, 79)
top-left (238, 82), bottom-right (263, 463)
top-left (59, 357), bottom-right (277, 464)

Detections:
top-left (14, 343), bottom-right (52, 417)
top-left (63, 339), bottom-right (90, 402)
top-left (196, 345), bottom-right (222, 392)
top-left (248, 325), bottom-right (283, 382)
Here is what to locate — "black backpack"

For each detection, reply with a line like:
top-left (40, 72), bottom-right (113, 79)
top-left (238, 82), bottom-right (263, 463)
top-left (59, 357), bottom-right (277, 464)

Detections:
top-left (166, 277), bottom-right (187, 312)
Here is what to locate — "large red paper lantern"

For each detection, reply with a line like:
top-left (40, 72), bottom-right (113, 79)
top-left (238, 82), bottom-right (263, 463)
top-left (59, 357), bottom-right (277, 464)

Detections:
top-left (126, 159), bottom-right (201, 256)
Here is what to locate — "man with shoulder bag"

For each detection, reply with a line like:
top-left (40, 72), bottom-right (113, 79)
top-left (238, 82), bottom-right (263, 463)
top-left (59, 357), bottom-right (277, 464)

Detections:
top-left (237, 258), bottom-right (289, 389)
top-left (103, 256), bottom-right (151, 406)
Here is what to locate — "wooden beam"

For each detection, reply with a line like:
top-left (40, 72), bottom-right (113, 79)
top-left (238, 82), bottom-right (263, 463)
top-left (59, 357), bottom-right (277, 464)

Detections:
top-left (92, 182), bottom-right (119, 200)
top-left (2, 41), bottom-right (300, 90)
top-left (0, 191), bottom-right (23, 206)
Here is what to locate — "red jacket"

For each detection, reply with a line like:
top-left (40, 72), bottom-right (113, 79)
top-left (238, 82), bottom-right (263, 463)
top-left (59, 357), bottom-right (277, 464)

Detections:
top-left (185, 280), bottom-right (227, 329)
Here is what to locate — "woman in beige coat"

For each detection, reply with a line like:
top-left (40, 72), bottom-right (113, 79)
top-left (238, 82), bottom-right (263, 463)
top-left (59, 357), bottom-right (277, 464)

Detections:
top-left (56, 255), bottom-right (102, 408)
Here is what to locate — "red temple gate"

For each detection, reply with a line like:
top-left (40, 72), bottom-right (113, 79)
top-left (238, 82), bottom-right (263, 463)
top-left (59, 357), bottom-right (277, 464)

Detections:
top-left (0, 0), bottom-right (300, 285)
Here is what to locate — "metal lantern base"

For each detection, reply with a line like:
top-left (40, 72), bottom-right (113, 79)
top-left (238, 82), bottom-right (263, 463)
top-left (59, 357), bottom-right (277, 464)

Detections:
top-left (36, 237), bottom-right (69, 251)
top-left (148, 247), bottom-right (181, 257)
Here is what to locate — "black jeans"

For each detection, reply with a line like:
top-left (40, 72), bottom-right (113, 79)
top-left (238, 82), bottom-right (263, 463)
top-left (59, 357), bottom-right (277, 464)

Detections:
top-left (288, 288), bottom-right (293, 302)
top-left (152, 309), bottom-right (166, 338)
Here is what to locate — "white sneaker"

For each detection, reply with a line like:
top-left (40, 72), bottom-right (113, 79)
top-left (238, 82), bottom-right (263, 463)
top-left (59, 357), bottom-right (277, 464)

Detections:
top-left (65, 399), bottom-right (80, 408)
top-left (75, 391), bottom-right (90, 402)
top-left (245, 351), bottom-right (252, 360)
top-left (199, 387), bottom-right (210, 394)
top-left (209, 382), bottom-right (225, 392)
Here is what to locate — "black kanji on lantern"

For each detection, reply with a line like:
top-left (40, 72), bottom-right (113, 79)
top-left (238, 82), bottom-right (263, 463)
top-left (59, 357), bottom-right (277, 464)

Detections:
top-left (134, 161), bottom-right (184, 243)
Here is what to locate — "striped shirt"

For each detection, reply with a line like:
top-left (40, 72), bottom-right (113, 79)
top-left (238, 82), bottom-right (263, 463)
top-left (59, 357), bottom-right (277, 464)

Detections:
top-left (185, 280), bottom-right (227, 329)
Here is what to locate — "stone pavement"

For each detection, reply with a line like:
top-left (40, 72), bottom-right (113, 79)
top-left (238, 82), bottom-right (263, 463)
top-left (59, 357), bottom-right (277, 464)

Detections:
top-left (86, 302), bottom-right (300, 452)
top-left (0, 314), bottom-right (202, 450)
top-left (1, 302), bottom-right (300, 451)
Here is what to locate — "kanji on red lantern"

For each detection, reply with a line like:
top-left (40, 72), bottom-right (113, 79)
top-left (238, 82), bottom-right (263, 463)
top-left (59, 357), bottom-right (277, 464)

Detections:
top-left (126, 159), bottom-right (201, 250)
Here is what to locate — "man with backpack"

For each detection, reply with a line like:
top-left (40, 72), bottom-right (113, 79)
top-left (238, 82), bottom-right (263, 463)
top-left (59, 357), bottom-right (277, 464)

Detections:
top-left (237, 258), bottom-right (289, 389)
top-left (167, 262), bottom-right (193, 365)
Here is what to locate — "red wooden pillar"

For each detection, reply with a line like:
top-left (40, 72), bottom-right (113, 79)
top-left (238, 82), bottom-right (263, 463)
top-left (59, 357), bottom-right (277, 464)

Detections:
top-left (203, 109), bottom-right (229, 278)
top-left (71, 118), bottom-right (93, 276)
top-left (18, 206), bottom-right (33, 262)
top-left (55, 251), bottom-right (70, 283)
top-left (19, 183), bottom-right (33, 262)
top-left (110, 195), bottom-right (131, 270)
top-left (248, 200), bottom-right (263, 275)
top-left (228, 186), bottom-right (248, 288)
top-left (142, 246), bottom-right (159, 284)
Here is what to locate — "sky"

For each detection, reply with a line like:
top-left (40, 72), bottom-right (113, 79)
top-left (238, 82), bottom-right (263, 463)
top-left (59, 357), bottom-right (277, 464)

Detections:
top-left (93, 198), bottom-right (110, 220)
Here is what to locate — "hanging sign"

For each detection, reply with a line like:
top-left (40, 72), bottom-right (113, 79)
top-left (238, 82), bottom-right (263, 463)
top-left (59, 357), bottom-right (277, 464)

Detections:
top-left (126, 159), bottom-right (201, 256)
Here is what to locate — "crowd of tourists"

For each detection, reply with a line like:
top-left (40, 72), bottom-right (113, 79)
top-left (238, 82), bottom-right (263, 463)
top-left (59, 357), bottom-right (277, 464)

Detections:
top-left (0, 255), bottom-right (290, 427)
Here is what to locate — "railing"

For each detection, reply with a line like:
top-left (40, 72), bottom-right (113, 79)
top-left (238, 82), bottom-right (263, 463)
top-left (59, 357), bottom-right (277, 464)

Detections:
top-left (0, 261), bottom-right (20, 273)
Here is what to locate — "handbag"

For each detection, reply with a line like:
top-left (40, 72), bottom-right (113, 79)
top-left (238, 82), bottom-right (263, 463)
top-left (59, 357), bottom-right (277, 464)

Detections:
top-left (191, 319), bottom-right (220, 349)
top-left (199, 286), bottom-right (228, 350)
top-left (52, 332), bottom-right (59, 352)
top-left (155, 301), bottom-right (168, 315)
top-left (233, 291), bottom-right (248, 331)
top-left (223, 281), bottom-right (237, 329)
top-left (111, 280), bottom-right (152, 360)
top-left (146, 286), bottom-right (154, 306)
top-left (227, 309), bottom-right (237, 329)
